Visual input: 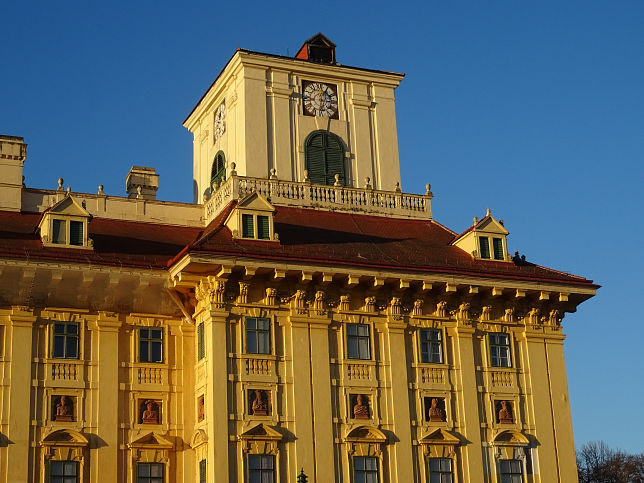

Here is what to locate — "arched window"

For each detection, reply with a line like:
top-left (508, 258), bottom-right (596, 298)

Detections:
top-left (211, 151), bottom-right (226, 189)
top-left (305, 131), bottom-right (345, 186)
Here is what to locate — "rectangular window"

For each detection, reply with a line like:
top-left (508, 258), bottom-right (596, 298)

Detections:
top-left (428, 457), bottom-right (453, 483)
top-left (500, 459), bottom-right (523, 483)
top-left (137, 462), bottom-right (164, 483)
top-left (248, 454), bottom-right (274, 483)
top-left (69, 220), bottom-right (83, 245)
top-left (52, 219), bottom-right (66, 244)
top-left (479, 236), bottom-right (490, 259)
top-left (489, 333), bottom-right (512, 367)
top-left (50, 461), bottom-right (78, 483)
top-left (242, 214), bottom-right (254, 238)
top-left (347, 323), bottom-right (371, 360)
top-left (139, 327), bottom-right (163, 363)
top-left (354, 456), bottom-right (379, 483)
top-left (257, 215), bottom-right (270, 240)
top-left (197, 322), bottom-right (205, 360)
top-left (199, 459), bottom-right (206, 483)
top-left (419, 329), bottom-right (443, 363)
top-left (493, 237), bottom-right (504, 260)
top-left (52, 322), bottom-right (79, 359)
top-left (246, 317), bottom-right (271, 354)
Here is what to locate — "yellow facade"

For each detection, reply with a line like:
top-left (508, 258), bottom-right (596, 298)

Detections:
top-left (0, 35), bottom-right (596, 482)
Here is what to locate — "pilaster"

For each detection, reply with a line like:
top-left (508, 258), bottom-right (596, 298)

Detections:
top-left (89, 312), bottom-right (121, 482)
top-left (7, 306), bottom-right (36, 483)
top-left (452, 324), bottom-right (485, 481)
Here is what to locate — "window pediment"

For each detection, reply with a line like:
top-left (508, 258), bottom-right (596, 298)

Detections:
top-left (38, 195), bottom-right (93, 249)
top-left (128, 431), bottom-right (173, 450)
top-left (345, 425), bottom-right (387, 443)
top-left (492, 429), bottom-right (530, 447)
top-left (190, 429), bottom-right (208, 449)
top-left (239, 423), bottom-right (283, 442)
top-left (41, 429), bottom-right (88, 447)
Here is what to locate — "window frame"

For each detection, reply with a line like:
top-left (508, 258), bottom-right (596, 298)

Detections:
top-left (199, 459), bottom-right (206, 483)
top-left (428, 457), bottom-right (453, 483)
top-left (248, 454), bottom-right (275, 483)
top-left (499, 458), bottom-right (523, 483)
top-left (50, 460), bottom-right (79, 483)
top-left (353, 455), bottom-right (380, 483)
top-left (240, 213), bottom-right (271, 240)
top-left (346, 323), bottom-right (372, 361)
top-left (51, 321), bottom-right (80, 360)
top-left (138, 327), bottom-right (164, 363)
top-left (136, 462), bottom-right (165, 483)
top-left (478, 235), bottom-right (505, 260)
top-left (419, 328), bottom-right (444, 364)
top-left (489, 332), bottom-right (512, 368)
top-left (245, 317), bottom-right (272, 355)
top-left (48, 215), bottom-right (89, 248)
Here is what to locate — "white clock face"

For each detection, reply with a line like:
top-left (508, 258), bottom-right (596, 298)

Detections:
top-left (214, 102), bottom-right (226, 140)
top-left (303, 82), bottom-right (338, 118)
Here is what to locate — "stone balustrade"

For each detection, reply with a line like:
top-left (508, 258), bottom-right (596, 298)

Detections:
top-left (204, 173), bottom-right (433, 224)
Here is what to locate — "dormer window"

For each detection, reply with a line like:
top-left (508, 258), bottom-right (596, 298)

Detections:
top-left (451, 209), bottom-right (509, 262)
top-left (225, 192), bottom-right (277, 242)
top-left (38, 196), bottom-right (92, 249)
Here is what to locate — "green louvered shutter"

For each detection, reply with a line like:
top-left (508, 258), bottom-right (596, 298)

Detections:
top-left (69, 221), bottom-right (83, 246)
top-left (479, 237), bottom-right (491, 259)
top-left (306, 132), bottom-right (327, 185)
top-left (493, 238), bottom-right (504, 260)
top-left (325, 134), bottom-right (345, 186)
top-left (257, 216), bottom-right (270, 240)
top-left (211, 152), bottom-right (226, 188)
top-left (197, 322), bottom-right (205, 360)
top-left (242, 214), bottom-right (254, 238)
top-left (52, 219), bottom-right (66, 244)
top-left (305, 131), bottom-right (345, 186)
top-left (199, 460), bottom-right (206, 483)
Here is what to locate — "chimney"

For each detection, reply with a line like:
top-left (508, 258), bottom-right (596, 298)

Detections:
top-left (126, 166), bottom-right (159, 200)
top-left (0, 135), bottom-right (27, 211)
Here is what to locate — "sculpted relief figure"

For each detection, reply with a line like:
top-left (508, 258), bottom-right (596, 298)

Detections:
top-left (142, 400), bottom-right (159, 424)
top-left (498, 400), bottom-right (514, 424)
top-left (252, 390), bottom-right (268, 416)
top-left (55, 395), bottom-right (73, 422)
top-left (428, 398), bottom-right (446, 422)
top-left (353, 394), bottom-right (370, 419)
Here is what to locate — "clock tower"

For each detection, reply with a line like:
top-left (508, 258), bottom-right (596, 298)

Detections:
top-left (183, 33), bottom-right (405, 203)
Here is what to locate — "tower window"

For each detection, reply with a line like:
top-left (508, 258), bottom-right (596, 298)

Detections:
top-left (347, 324), bottom-right (371, 360)
top-left (211, 151), bottom-right (226, 189)
top-left (499, 459), bottom-right (523, 483)
top-left (139, 327), bottom-right (163, 363)
top-left (305, 131), bottom-right (345, 186)
top-left (52, 322), bottom-right (79, 359)
top-left (419, 329), bottom-right (443, 364)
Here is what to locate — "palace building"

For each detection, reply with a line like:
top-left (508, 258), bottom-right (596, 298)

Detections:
top-left (0, 34), bottom-right (597, 482)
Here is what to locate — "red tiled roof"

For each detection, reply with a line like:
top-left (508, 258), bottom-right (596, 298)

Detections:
top-left (0, 211), bottom-right (202, 269)
top-left (0, 207), bottom-right (597, 288)
top-left (187, 205), bottom-right (597, 287)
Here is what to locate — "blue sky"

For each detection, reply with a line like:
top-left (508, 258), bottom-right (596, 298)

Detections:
top-left (3, 1), bottom-right (643, 452)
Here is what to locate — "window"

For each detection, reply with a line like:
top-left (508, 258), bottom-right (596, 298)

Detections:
top-left (428, 457), bottom-right (453, 483)
top-left (51, 218), bottom-right (84, 246)
top-left (479, 236), bottom-right (490, 258)
top-left (199, 459), bottom-right (206, 483)
top-left (52, 322), bottom-right (79, 359)
top-left (353, 456), bottom-right (379, 483)
top-left (246, 317), bottom-right (271, 354)
top-left (493, 237), bottom-right (504, 260)
top-left (347, 324), bottom-right (371, 360)
top-left (139, 327), bottom-right (163, 363)
top-left (419, 329), bottom-right (443, 363)
top-left (479, 236), bottom-right (505, 260)
top-left (305, 130), bottom-right (346, 186)
top-left (499, 459), bottom-right (523, 483)
top-left (137, 462), bottom-right (164, 483)
top-left (242, 214), bottom-right (271, 240)
top-left (248, 454), bottom-right (274, 483)
top-left (211, 151), bottom-right (226, 189)
top-left (489, 333), bottom-right (512, 367)
top-left (50, 461), bottom-right (78, 483)
top-left (197, 322), bottom-right (205, 360)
